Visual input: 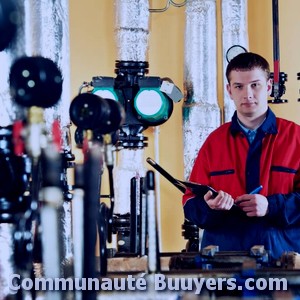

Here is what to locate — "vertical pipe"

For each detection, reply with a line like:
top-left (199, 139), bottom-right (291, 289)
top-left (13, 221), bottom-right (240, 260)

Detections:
top-left (146, 171), bottom-right (160, 273)
top-left (272, 0), bottom-right (280, 96)
top-left (0, 0), bottom-right (71, 290)
top-left (113, 149), bottom-right (146, 214)
top-left (40, 187), bottom-right (63, 300)
top-left (130, 177), bottom-right (138, 253)
top-left (139, 177), bottom-right (147, 256)
top-left (222, 0), bottom-right (248, 122)
top-left (153, 127), bottom-right (161, 247)
top-left (25, 0), bottom-right (73, 268)
top-left (0, 2), bottom-right (26, 296)
top-left (26, 0), bottom-right (71, 133)
top-left (83, 144), bottom-right (102, 300)
top-left (183, 0), bottom-right (220, 180)
top-left (0, 1), bottom-right (26, 126)
top-left (113, 0), bottom-right (149, 215)
top-left (115, 0), bottom-right (149, 62)
top-left (72, 166), bottom-right (84, 300)
top-left (0, 224), bottom-right (16, 299)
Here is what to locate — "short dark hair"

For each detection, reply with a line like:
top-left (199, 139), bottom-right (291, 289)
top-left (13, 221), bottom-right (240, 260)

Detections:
top-left (226, 52), bottom-right (270, 83)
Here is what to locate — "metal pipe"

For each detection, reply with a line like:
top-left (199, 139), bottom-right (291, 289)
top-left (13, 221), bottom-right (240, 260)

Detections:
top-left (113, 0), bottom-right (149, 216)
top-left (72, 165), bottom-right (84, 300)
top-left (39, 145), bottom-right (64, 300)
top-left (272, 0), bottom-right (280, 95)
top-left (113, 148), bottom-right (146, 214)
top-left (115, 0), bottom-right (149, 62)
top-left (130, 177), bottom-right (138, 253)
top-left (40, 187), bottom-right (63, 300)
top-left (146, 171), bottom-right (160, 273)
top-left (26, 0), bottom-right (71, 133)
top-left (183, 0), bottom-right (221, 180)
top-left (83, 143), bottom-right (102, 300)
top-left (0, 1), bottom-right (26, 127)
top-left (139, 177), bottom-right (147, 256)
top-left (0, 224), bottom-right (17, 299)
top-left (222, 0), bottom-right (248, 122)
top-left (153, 127), bottom-right (162, 248)
top-left (25, 0), bottom-right (73, 270)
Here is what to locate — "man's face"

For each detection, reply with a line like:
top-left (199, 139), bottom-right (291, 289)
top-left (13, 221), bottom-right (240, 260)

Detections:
top-left (226, 68), bottom-right (272, 118)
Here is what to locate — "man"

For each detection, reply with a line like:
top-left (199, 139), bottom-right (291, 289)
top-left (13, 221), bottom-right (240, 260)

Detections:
top-left (183, 52), bottom-right (300, 260)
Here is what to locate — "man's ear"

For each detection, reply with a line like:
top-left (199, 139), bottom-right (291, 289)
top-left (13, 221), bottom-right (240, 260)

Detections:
top-left (226, 83), bottom-right (232, 97)
top-left (267, 78), bottom-right (273, 96)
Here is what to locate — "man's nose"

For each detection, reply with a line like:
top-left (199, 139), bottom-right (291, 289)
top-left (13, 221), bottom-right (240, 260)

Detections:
top-left (243, 86), bottom-right (253, 99)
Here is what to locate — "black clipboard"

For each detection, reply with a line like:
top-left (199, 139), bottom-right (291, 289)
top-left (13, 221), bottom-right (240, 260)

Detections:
top-left (146, 157), bottom-right (218, 197)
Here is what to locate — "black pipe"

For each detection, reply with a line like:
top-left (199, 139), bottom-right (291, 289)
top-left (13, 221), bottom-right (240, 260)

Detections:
top-left (272, 0), bottom-right (280, 85)
top-left (106, 164), bottom-right (114, 244)
top-left (270, 0), bottom-right (287, 103)
top-left (83, 145), bottom-right (102, 300)
top-left (146, 170), bottom-right (161, 273)
top-left (139, 177), bottom-right (146, 256)
top-left (130, 177), bottom-right (138, 254)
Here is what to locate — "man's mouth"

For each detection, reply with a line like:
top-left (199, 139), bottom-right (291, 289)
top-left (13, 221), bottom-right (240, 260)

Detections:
top-left (242, 102), bottom-right (256, 106)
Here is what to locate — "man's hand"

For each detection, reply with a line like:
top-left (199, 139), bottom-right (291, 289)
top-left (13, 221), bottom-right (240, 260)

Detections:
top-left (204, 190), bottom-right (234, 210)
top-left (235, 194), bottom-right (269, 217)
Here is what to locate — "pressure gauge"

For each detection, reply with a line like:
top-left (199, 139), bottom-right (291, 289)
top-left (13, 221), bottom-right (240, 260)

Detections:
top-left (226, 45), bottom-right (248, 63)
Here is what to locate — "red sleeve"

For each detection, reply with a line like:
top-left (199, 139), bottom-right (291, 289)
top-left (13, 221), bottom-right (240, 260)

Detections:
top-left (182, 140), bottom-right (211, 206)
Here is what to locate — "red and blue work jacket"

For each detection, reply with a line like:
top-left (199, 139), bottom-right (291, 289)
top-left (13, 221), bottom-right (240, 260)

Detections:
top-left (183, 108), bottom-right (300, 260)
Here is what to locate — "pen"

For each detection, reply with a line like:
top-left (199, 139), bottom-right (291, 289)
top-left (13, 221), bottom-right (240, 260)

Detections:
top-left (234, 185), bottom-right (263, 207)
top-left (249, 185), bottom-right (263, 194)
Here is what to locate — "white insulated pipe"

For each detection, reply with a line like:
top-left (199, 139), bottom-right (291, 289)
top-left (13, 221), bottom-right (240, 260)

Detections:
top-left (25, 0), bottom-right (71, 139)
top-left (24, 0), bottom-right (73, 269)
top-left (115, 0), bottom-right (150, 62)
top-left (113, 0), bottom-right (150, 214)
top-left (0, 1), bottom-right (26, 127)
top-left (0, 224), bottom-right (17, 298)
top-left (0, 1), bottom-right (73, 275)
top-left (183, 0), bottom-right (221, 180)
top-left (0, 2), bottom-right (26, 297)
top-left (222, 0), bottom-right (248, 122)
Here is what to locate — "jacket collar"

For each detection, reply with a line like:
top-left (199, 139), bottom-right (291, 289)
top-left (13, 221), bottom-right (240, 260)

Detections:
top-left (230, 108), bottom-right (278, 136)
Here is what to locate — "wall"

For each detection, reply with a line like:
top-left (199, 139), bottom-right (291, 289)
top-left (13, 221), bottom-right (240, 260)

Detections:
top-left (69, 0), bottom-right (300, 253)
top-left (249, 0), bottom-right (300, 122)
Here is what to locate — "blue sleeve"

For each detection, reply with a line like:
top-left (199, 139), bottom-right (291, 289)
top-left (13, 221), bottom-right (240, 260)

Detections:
top-left (183, 197), bottom-right (224, 229)
top-left (267, 192), bottom-right (300, 227)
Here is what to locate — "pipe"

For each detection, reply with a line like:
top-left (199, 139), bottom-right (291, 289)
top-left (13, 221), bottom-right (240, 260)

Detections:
top-left (0, 224), bottom-right (17, 299)
top-left (113, 148), bottom-right (146, 214)
top-left (153, 127), bottom-right (162, 247)
top-left (222, 0), bottom-right (248, 122)
top-left (183, 0), bottom-right (221, 180)
top-left (40, 186), bottom-right (63, 300)
top-left (0, 2), bottom-right (26, 297)
top-left (115, 0), bottom-right (149, 62)
top-left (83, 143), bottom-right (102, 300)
top-left (146, 171), bottom-right (160, 273)
top-left (72, 165), bottom-right (84, 300)
top-left (25, 0), bottom-right (71, 134)
top-left (0, 0), bottom-right (71, 286)
top-left (113, 0), bottom-right (149, 215)
top-left (25, 0), bottom-right (73, 269)
top-left (0, 1), bottom-right (26, 127)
